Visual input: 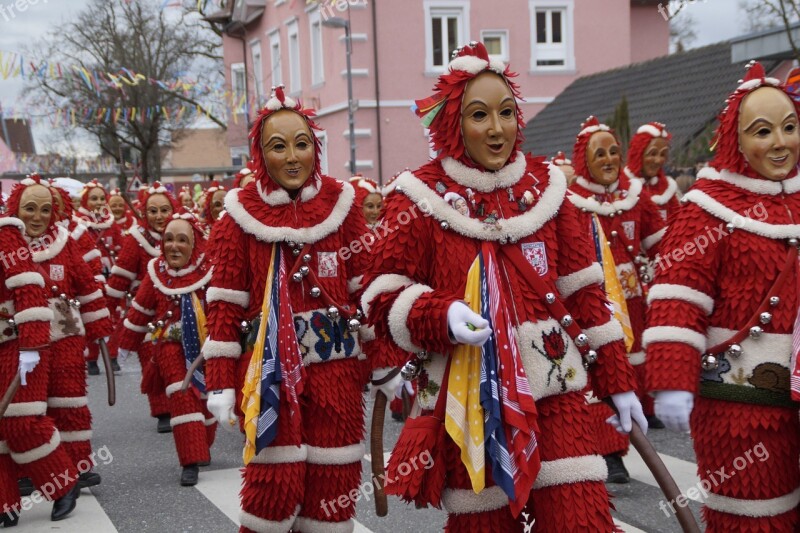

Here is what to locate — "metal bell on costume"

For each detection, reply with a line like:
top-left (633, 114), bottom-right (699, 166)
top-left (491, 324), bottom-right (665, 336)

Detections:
top-left (701, 354), bottom-right (719, 371)
top-left (726, 344), bottom-right (743, 358)
top-left (759, 312), bottom-right (772, 324)
top-left (241, 320), bottom-right (252, 334)
top-left (310, 286), bottom-right (321, 298)
top-left (749, 326), bottom-right (763, 339)
top-left (575, 333), bottom-right (589, 347)
top-left (347, 318), bottom-right (361, 332)
top-left (770, 296), bottom-right (780, 307)
top-left (147, 322), bottom-right (156, 333)
top-left (292, 272), bottom-right (303, 283)
top-left (561, 315), bottom-right (573, 327)
top-left (327, 306), bottom-right (339, 320)
top-left (400, 359), bottom-right (421, 381)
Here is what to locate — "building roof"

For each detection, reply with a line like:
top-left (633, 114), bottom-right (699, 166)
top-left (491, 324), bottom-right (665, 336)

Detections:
top-left (521, 42), bottom-right (779, 165)
top-left (0, 118), bottom-right (35, 154)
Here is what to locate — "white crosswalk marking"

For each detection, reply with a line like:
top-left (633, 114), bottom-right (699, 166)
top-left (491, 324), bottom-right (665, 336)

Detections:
top-left (9, 488), bottom-right (116, 532)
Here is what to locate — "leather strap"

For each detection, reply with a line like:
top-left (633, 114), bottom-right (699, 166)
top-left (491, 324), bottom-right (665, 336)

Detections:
top-left (371, 367), bottom-right (401, 386)
top-left (432, 357), bottom-right (452, 421)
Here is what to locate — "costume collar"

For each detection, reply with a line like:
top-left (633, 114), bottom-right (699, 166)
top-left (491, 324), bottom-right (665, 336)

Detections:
top-left (29, 225), bottom-right (69, 263)
top-left (147, 257), bottom-right (213, 296)
top-left (75, 208), bottom-right (113, 230)
top-left (165, 254), bottom-right (205, 277)
top-left (697, 166), bottom-right (800, 195)
top-left (256, 179), bottom-right (321, 206)
top-left (574, 175), bottom-right (619, 194)
top-left (439, 152), bottom-right (527, 193)
top-left (624, 167), bottom-right (678, 206)
top-left (130, 223), bottom-right (162, 258)
top-left (567, 176), bottom-right (642, 215)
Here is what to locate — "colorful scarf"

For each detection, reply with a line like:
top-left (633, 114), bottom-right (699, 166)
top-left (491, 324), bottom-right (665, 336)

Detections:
top-left (591, 214), bottom-right (634, 351)
top-left (180, 292), bottom-right (208, 393)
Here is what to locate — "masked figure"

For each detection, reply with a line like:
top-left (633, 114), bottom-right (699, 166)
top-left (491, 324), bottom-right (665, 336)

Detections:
top-left (624, 122), bottom-right (680, 221)
top-left (202, 181), bottom-right (227, 232)
top-left (108, 188), bottom-right (135, 232)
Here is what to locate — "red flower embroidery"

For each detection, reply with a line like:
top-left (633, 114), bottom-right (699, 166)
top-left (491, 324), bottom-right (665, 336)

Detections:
top-left (541, 327), bottom-right (566, 361)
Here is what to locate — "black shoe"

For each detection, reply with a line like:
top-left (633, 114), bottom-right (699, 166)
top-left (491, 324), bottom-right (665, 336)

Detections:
top-left (111, 358), bottom-right (121, 372)
top-left (391, 411), bottom-right (403, 422)
top-left (0, 508), bottom-right (19, 527)
top-left (51, 484), bottom-right (79, 521)
top-left (604, 453), bottom-right (630, 484)
top-left (87, 361), bottom-right (100, 376)
top-left (647, 415), bottom-right (666, 429)
top-left (77, 471), bottom-right (101, 489)
top-left (17, 478), bottom-right (34, 497)
top-left (180, 465), bottom-right (199, 487)
top-left (157, 414), bottom-right (172, 434)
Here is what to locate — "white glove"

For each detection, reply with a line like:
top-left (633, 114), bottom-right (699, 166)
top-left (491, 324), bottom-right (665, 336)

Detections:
top-left (18, 351), bottom-right (40, 386)
top-left (447, 301), bottom-right (492, 346)
top-left (395, 379), bottom-right (414, 399)
top-left (207, 389), bottom-right (238, 429)
top-left (117, 349), bottom-right (135, 365)
top-left (654, 390), bottom-right (694, 433)
top-left (606, 391), bottom-right (648, 435)
top-left (370, 367), bottom-right (403, 399)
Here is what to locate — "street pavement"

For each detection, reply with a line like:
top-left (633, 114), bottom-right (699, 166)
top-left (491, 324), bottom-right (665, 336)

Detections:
top-left (10, 355), bottom-right (702, 532)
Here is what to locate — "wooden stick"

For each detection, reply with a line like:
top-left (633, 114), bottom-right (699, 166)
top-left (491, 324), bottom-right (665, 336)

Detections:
top-left (370, 390), bottom-right (389, 517)
top-left (99, 339), bottom-right (116, 406)
top-left (0, 374), bottom-right (21, 419)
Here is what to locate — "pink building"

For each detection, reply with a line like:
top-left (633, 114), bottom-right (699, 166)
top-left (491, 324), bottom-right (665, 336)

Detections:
top-left (209, 0), bottom-right (669, 184)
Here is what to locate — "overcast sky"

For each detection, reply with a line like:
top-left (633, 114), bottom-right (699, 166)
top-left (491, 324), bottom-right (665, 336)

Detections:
top-left (0, 0), bottom-right (760, 155)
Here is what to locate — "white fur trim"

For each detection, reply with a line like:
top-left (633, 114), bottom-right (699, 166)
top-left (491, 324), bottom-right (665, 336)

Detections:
top-left (697, 166), bottom-right (800, 196)
top-left (77, 208), bottom-right (114, 230)
top-left (202, 339), bottom-right (242, 359)
top-left (10, 430), bottom-right (60, 465)
top-left (394, 164), bottom-right (566, 242)
top-left (306, 443), bottom-right (365, 465)
top-left (0, 217), bottom-right (25, 233)
top-left (442, 485), bottom-right (507, 514)
top-left (240, 507), bottom-right (301, 533)
top-left (555, 263), bottom-right (603, 299)
top-left (568, 178), bottom-right (642, 216)
top-left (123, 318), bottom-right (149, 334)
top-left (110, 265), bottom-right (137, 281)
top-left (131, 300), bottom-right (155, 316)
top-left (356, 180), bottom-right (378, 194)
top-left (30, 226), bottom-right (69, 263)
top-left (14, 306), bottom-right (54, 325)
top-left (683, 188), bottom-right (800, 240)
top-left (265, 94), bottom-right (298, 111)
top-left (705, 486), bottom-right (800, 518)
top-left (166, 254), bottom-right (205, 277)
top-left (628, 351), bottom-right (646, 366)
top-left (250, 444), bottom-right (308, 464)
top-left (783, 174), bottom-right (800, 194)
top-left (5, 401), bottom-right (47, 417)
top-left (170, 413), bottom-right (205, 427)
top-left (82, 248), bottom-right (102, 262)
top-left (359, 324), bottom-right (376, 342)
top-left (650, 177), bottom-right (678, 206)
top-left (636, 124), bottom-right (669, 138)
top-left (736, 76), bottom-right (780, 92)
top-left (148, 258), bottom-right (212, 296)
top-left (440, 152), bottom-right (527, 193)
top-left (575, 175), bottom-right (619, 195)
top-left (77, 289), bottom-right (103, 306)
top-left (94, 275), bottom-right (106, 284)
top-left (578, 124), bottom-right (611, 137)
top-left (105, 286), bottom-right (126, 299)
top-left (360, 273), bottom-right (414, 317)
top-left (204, 417), bottom-right (216, 426)
top-left (533, 454), bottom-right (608, 489)
top-left (347, 275), bottom-right (363, 295)
top-left (59, 430), bottom-right (92, 443)
top-left (129, 226), bottom-right (161, 257)
top-left (47, 396), bottom-right (88, 408)
top-left (642, 325), bottom-right (706, 352)
top-left (256, 179), bottom-right (321, 206)
top-left (206, 287), bottom-right (250, 308)
top-left (81, 308), bottom-right (110, 324)
top-left (707, 327), bottom-right (791, 360)
top-left (165, 382), bottom-right (183, 397)
top-left (70, 223), bottom-right (87, 241)
top-left (647, 284), bottom-right (714, 316)
top-left (5, 272), bottom-right (44, 290)
top-left (226, 180), bottom-right (355, 244)
top-left (641, 227), bottom-right (666, 251)
top-left (449, 55), bottom-right (488, 75)
top-left (584, 320), bottom-right (624, 350)
top-left (388, 284), bottom-right (433, 354)
top-left (293, 517), bottom-right (354, 533)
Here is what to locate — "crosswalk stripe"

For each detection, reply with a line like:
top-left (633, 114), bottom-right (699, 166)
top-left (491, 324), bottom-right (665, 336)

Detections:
top-left (625, 446), bottom-right (704, 502)
top-left (10, 488), bottom-right (116, 532)
top-left (615, 519), bottom-right (649, 532)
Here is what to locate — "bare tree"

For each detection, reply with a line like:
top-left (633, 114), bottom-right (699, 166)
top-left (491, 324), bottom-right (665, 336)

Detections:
top-left (24, 0), bottom-right (225, 182)
top-left (740, 0), bottom-right (800, 60)
top-left (661, 1), bottom-right (698, 53)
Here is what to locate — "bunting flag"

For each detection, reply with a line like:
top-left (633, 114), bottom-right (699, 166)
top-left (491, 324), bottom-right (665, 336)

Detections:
top-left (241, 245), bottom-right (304, 465)
top-left (591, 214), bottom-right (634, 351)
top-left (445, 243), bottom-right (541, 516)
top-left (181, 291), bottom-right (208, 393)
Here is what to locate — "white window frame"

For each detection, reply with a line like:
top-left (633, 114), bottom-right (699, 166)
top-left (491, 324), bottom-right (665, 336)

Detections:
top-left (423, 0), bottom-right (470, 74)
top-left (249, 40), bottom-right (265, 105)
top-left (230, 62), bottom-right (246, 113)
top-left (268, 30), bottom-right (283, 89)
top-left (480, 29), bottom-right (509, 63)
top-left (286, 19), bottom-right (301, 94)
top-left (529, 0), bottom-right (574, 72)
top-left (315, 131), bottom-right (328, 175)
top-left (308, 8), bottom-right (324, 86)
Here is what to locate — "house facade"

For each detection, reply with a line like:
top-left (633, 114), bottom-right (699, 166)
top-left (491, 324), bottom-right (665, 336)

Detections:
top-left (212, 0), bottom-right (669, 183)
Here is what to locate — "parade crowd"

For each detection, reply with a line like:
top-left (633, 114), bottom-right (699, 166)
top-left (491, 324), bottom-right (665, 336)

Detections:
top-left (1, 41), bottom-right (800, 532)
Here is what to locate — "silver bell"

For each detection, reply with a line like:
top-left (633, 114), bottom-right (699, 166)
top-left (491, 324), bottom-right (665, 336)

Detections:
top-left (287, 241), bottom-right (297, 248)
top-left (51, 285), bottom-right (58, 292)
top-left (310, 287), bottom-right (321, 298)
top-left (561, 314), bottom-right (573, 327)
top-left (581, 207), bottom-right (588, 213)
top-left (347, 318), bottom-right (361, 332)
top-left (726, 344), bottom-right (743, 358)
top-left (726, 223), bottom-right (735, 233)
top-left (303, 254), bottom-right (312, 263)
top-left (701, 354), bottom-right (719, 371)
top-left (299, 265), bottom-right (310, 277)
top-left (790, 238), bottom-right (799, 247)
top-left (545, 293), bottom-right (556, 304)
top-left (585, 350), bottom-right (598, 364)
top-left (499, 237), bottom-right (508, 245)
top-left (240, 320), bottom-right (252, 334)
top-left (60, 293), bottom-right (67, 300)
top-left (166, 310), bottom-right (173, 319)
top-left (609, 212), bottom-right (615, 218)
top-left (749, 326), bottom-right (763, 339)
top-left (327, 306), bottom-right (339, 320)
top-left (400, 360), bottom-right (421, 381)
top-left (760, 312), bottom-right (772, 325)
top-left (575, 333), bottom-right (589, 347)
top-left (417, 350), bottom-right (431, 362)
top-left (156, 320), bottom-right (165, 328)
top-left (147, 322), bottom-right (156, 333)
top-left (292, 248), bottom-right (301, 256)
top-left (770, 296), bottom-right (780, 307)
top-left (626, 245), bottom-right (634, 253)
top-left (7, 318), bottom-right (14, 328)
top-left (440, 221), bottom-right (450, 230)
top-left (616, 210), bottom-right (623, 216)
top-left (610, 231), bottom-right (618, 238)
top-left (292, 272), bottom-right (303, 283)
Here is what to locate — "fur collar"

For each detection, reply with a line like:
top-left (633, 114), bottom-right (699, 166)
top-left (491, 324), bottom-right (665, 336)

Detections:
top-left (0, 217), bottom-right (25, 234)
top-left (75, 209), bottom-right (113, 230)
top-left (166, 254), bottom-right (205, 277)
top-left (147, 257), bottom-right (213, 296)
top-left (697, 166), bottom-right (800, 195)
top-left (130, 224), bottom-right (162, 258)
top-left (393, 163), bottom-right (566, 242)
top-left (255, 179), bottom-right (321, 206)
top-left (574, 175), bottom-right (619, 194)
top-left (224, 176), bottom-right (355, 244)
top-left (439, 152), bottom-right (527, 193)
top-left (567, 176), bottom-right (642, 215)
top-left (624, 167), bottom-right (678, 205)
top-left (29, 225), bottom-right (69, 263)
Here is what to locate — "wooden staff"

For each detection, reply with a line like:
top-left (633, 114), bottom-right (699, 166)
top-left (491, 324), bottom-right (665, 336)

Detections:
top-left (0, 374), bottom-right (20, 419)
top-left (370, 390), bottom-right (389, 517)
top-left (99, 338), bottom-right (116, 406)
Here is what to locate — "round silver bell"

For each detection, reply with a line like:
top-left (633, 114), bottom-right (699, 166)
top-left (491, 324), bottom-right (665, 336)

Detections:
top-left (303, 254), bottom-right (312, 263)
top-left (701, 354), bottom-right (719, 371)
top-left (287, 241), bottom-right (297, 248)
top-left (395, 186), bottom-right (403, 193)
top-left (499, 237), bottom-right (508, 245)
top-left (147, 322), bottom-right (156, 333)
top-left (609, 212), bottom-right (615, 218)
top-left (616, 210), bottom-right (623, 216)
top-left (770, 296), bottom-right (780, 307)
top-left (347, 318), bottom-right (361, 332)
top-left (156, 320), bottom-right (165, 328)
top-left (7, 318), bottom-right (15, 328)
top-left (299, 265), bottom-right (310, 277)
top-left (626, 245), bottom-right (634, 253)
top-left (59, 293), bottom-right (67, 300)
top-left (417, 350), bottom-right (431, 362)
top-left (561, 315), bottom-right (573, 328)
top-left (760, 312), bottom-right (772, 325)
top-left (749, 326), bottom-right (763, 339)
top-left (71, 299), bottom-right (81, 309)
top-left (610, 230), bottom-right (618, 238)
top-left (440, 221), bottom-right (450, 230)
top-left (310, 287), bottom-right (321, 298)
top-left (240, 320), bottom-right (252, 333)
top-left (642, 274), bottom-right (653, 283)
top-left (51, 285), bottom-right (58, 293)
top-left (581, 207), bottom-right (587, 213)
top-left (166, 310), bottom-right (173, 319)
top-left (327, 306), bottom-right (339, 319)
top-left (545, 293), bottom-right (556, 304)
top-left (585, 350), bottom-right (598, 364)
top-left (790, 238), bottom-right (799, 247)
top-left (726, 223), bottom-right (735, 233)
top-left (400, 360), bottom-right (421, 381)
top-left (292, 248), bottom-right (301, 256)
top-left (292, 272), bottom-right (303, 283)
top-left (726, 344), bottom-right (743, 358)
top-left (575, 333), bottom-right (589, 347)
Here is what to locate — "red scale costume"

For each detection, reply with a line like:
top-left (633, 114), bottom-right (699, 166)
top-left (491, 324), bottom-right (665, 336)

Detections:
top-left (624, 122), bottom-right (681, 222)
top-left (119, 212), bottom-right (217, 476)
top-left (106, 183), bottom-right (176, 421)
top-left (201, 181), bottom-right (226, 235)
top-left (646, 62), bottom-right (800, 531)
top-left (567, 117), bottom-right (665, 460)
top-left (361, 44), bottom-right (639, 532)
top-left (203, 89), bottom-right (376, 533)
top-left (109, 188), bottom-right (136, 232)
top-left (73, 180), bottom-right (125, 277)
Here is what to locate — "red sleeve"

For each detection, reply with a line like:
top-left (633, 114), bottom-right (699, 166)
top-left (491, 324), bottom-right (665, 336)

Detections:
top-left (640, 191), bottom-right (667, 256)
top-left (71, 241), bottom-right (112, 341)
top-left (105, 234), bottom-right (141, 310)
top-left (118, 275), bottom-right (156, 352)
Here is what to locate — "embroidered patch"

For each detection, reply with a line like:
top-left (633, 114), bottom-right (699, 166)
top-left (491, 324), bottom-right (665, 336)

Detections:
top-left (308, 312), bottom-right (357, 361)
top-left (317, 252), bottom-right (338, 278)
top-left (622, 221), bottom-right (636, 241)
top-left (50, 264), bottom-right (64, 281)
top-left (521, 242), bottom-right (548, 276)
